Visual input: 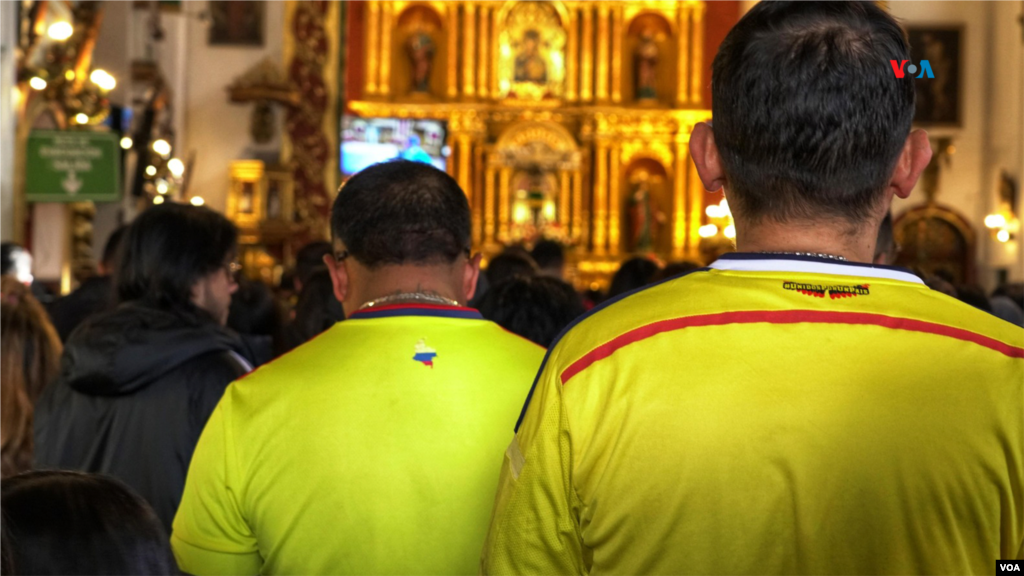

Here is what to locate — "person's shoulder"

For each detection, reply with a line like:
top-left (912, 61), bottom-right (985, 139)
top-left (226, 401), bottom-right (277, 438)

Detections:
top-left (916, 287), bottom-right (1024, 352)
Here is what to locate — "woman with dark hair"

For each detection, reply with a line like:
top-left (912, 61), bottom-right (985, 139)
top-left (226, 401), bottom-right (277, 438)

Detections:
top-left (35, 204), bottom-right (252, 533)
top-left (2, 470), bottom-right (178, 575)
top-left (479, 275), bottom-right (585, 348)
top-left (1, 278), bottom-right (62, 478)
top-left (283, 269), bottom-right (345, 350)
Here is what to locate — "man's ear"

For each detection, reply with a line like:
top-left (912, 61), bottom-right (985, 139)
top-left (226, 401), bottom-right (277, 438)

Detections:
top-left (323, 253), bottom-right (349, 304)
top-left (462, 252), bottom-right (483, 303)
top-left (689, 122), bottom-right (728, 192)
top-left (888, 129), bottom-right (933, 200)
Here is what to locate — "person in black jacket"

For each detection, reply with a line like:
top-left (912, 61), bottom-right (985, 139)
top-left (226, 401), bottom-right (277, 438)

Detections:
top-left (34, 204), bottom-right (251, 533)
top-left (48, 225), bottom-right (127, 342)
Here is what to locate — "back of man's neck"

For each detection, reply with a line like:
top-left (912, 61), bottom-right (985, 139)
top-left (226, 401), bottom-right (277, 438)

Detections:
top-left (735, 218), bottom-right (877, 263)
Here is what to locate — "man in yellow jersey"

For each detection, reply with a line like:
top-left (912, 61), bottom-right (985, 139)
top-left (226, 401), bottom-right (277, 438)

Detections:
top-left (482, 2), bottom-right (1024, 574)
top-left (172, 160), bottom-right (545, 575)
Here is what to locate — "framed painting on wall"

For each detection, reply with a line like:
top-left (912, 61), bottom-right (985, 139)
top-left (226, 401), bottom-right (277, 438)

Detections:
top-left (906, 26), bottom-right (962, 127)
top-left (208, 1), bottom-right (264, 46)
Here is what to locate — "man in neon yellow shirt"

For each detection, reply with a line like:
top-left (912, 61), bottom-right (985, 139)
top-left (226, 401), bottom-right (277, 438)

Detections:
top-left (482, 2), bottom-right (1024, 573)
top-left (172, 161), bottom-right (544, 575)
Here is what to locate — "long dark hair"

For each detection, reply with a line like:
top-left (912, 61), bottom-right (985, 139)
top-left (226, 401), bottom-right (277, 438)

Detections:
top-left (1, 470), bottom-right (178, 574)
top-left (116, 204), bottom-right (237, 314)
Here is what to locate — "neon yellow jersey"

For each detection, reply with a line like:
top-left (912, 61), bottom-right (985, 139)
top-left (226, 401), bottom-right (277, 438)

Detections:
top-left (482, 254), bottom-right (1024, 575)
top-left (171, 305), bottom-right (544, 575)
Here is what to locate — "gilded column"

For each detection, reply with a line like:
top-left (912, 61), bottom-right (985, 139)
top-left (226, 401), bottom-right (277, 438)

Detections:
top-left (687, 151), bottom-right (704, 258)
top-left (366, 0), bottom-right (380, 95)
top-left (485, 165), bottom-right (496, 243)
top-left (581, 6), bottom-right (593, 102)
top-left (457, 134), bottom-right (472, 196)
top-left (448, 5), bottom-right (459, 98)
top-left (608, 143), bottom-right (621, 255)
top-left (559, 170), bottom-right (571, 229)
top-left (690, 2), bottom-right (705, 105)
top-left (596, 5), bottom-right (610, 102)
top-left (472, 147), bottom-right (483, 245)
top-left (464, 3), bottom-right (477, 97)
top-left (478, 6), bottom-right (490, 99)
top-left (593, 141), bottom-right (608, 255)
top-left (673, 141), bottom-right (689, 258)
top-left (677, 3), bottom-right (691, 106)
top-left (490, 8), bottom-right (500, 97)
top-left (499, 168), bottom-right (511, 242)
top-left (567, 8), bottom-right (578, 101)
top-left (611, 5), bottom-right (622, 103)
top-left (572, 168), bottom-right (583, 243)
top-left (379, 1), bottom-right (393, 96)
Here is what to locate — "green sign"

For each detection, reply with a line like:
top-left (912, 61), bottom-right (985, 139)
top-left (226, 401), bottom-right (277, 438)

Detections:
top-left (26, 131), bottom-right (121, 202)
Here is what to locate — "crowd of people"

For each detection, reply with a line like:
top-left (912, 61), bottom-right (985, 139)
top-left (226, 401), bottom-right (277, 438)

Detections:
top-left (1, 2), bottom-right (1022, 574)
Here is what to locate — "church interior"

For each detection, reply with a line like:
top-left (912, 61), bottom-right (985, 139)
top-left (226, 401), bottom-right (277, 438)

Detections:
top-left (1, 0), bottom-right (1022, 293)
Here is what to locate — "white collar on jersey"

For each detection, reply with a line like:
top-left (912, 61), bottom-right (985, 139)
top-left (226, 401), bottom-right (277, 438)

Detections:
top-left (708, 253), bottom-right (925, 285)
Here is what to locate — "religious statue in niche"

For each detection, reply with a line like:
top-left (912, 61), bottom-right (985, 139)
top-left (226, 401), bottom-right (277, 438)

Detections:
top-left (626, 170), bottom-right (666, 253)
top-left (498, 2), bottom-right (566, 101)
top-left (515, 30), bottom-right (548, 84)
top-left (511, 169), bottom-right (559, 242)
top-left (634, 28), bottom-right (659, 101)
top-left (406, 32), bottom-right (435, 94)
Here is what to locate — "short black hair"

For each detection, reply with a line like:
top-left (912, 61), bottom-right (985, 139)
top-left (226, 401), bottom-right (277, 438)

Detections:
top-left (486, 252), bottom-right (538, 286)
top-left (711, 1), bottom-right (914, 224)
top-left (530, 240), bottom-right (565, 270)
top-left (1, 470), bottom-right (177, 575)
top-left (295, 241), bottom-right (332, 287)
top-left (101, 225), bottom-right (128, 270)
top-left (479, 275), bottom-right (585, 348)
top-left (116, 203), bottom-right (237, 312)
top-left (608, 256), bottom-right (661, 299)
top-left (331, 160), bottom-right (470, 269)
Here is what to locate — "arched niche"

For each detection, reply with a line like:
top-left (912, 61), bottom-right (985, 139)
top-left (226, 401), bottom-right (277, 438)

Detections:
top-left (496, 1), bottom-right (568, 101)
top-left (894, 204), bottom-right (976, 285)
top-left (391, 4), bottom-right (447, 98)
top-left (622, 12), bottom-right (676, 106)
top-left (621, 156), bottom-right (671, 254)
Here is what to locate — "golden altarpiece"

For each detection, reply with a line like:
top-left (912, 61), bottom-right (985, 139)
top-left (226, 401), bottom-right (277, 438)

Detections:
top-left (349, 0), bottom-right (720, 287)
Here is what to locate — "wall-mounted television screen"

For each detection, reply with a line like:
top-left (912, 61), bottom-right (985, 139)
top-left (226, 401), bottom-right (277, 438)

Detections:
top-left (341, 116), bottom-right (448, 175)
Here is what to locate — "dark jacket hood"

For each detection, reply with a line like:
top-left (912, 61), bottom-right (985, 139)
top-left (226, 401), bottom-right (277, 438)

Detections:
top-left (59, 302), bottom-right (244, 396)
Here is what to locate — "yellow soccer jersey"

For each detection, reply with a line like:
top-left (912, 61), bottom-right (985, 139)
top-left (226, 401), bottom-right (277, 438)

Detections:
top-left (171, 304), bottom-right (544, 575)
top-left (482, 254), bottom-right (1024, 575)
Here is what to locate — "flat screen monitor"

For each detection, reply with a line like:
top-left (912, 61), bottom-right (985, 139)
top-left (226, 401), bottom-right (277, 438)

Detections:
top-left (341, 116), bottom-right (448, 175)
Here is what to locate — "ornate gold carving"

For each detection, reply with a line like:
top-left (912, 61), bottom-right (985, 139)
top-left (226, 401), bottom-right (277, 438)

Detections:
top-left (447, 4), bottom-right (459, 98)
top-left (597, 5), bottom-right (610, 101)
top-left (367, 1), bottom-right (380, 95)
top-left (609, 141), bottom-right (621, 254)
top-left (677, 3), bottom-right (691, 105)
top-left (464, 3), bottom-right (477, 97)
top-left (581, 6), bottom-right (593, 101)
top-left (612, 6), bottom-right (623, 103)
top-left (381, 2), bottom-right (393, 95)
top-left (690, 1), bottom-right (705, 105)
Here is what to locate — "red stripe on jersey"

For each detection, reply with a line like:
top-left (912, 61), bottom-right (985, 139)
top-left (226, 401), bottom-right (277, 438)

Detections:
top-left (560, 310), bottom-right (1024, 385)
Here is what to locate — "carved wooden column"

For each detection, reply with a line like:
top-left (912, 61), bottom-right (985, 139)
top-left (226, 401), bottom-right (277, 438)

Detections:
top-left (479, 5), bottom-right (490, 99)
top-left (581, 6), bottom-right (594, 102)
top-left (608, 142), bottom-right (621, 255)
top-left (499, 167), bottom-right (511, 243)
top-left (611, 5), bottom-right (623, 103)
top-left (366, 1), bottom-right (380, 95)
top-left (485, 164), bottom-right (497, 244)
top-left (593, 140), bottom-right (608, 255)
top-left (673, 140), bottom-right (689, 258)
top-left (572, 167), bottom-right (584, 244)
top-left (677, 3), bottom-right (691, 106)
top-left (596, 5), bottom-right (610, 102)
top-left (567, 7), bottom-right (578, 101)
top-left (464, 3), bottom-right (477, 98)
top-left (690, 2), bottom-right (705, 105)
top-left (379, 1), bottom-right (392, 96)
top-left (490, 8), bottom-right (500, 97)
top-left (447, 5), bottom-right (459, 98)
top-left (559, 170), bottom-right (571, 230)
